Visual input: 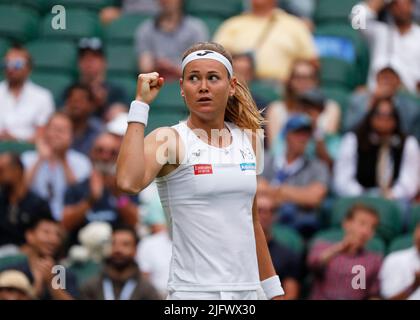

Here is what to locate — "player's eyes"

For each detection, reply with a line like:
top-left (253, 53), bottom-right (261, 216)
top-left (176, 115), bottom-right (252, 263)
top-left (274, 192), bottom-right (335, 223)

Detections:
top-left (189, 75), bottom-right (199, 81)
top-left (209, 75), bottom-right (219, 81)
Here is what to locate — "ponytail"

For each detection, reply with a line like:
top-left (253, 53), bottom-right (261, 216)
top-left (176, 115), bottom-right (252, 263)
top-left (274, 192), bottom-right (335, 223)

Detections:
top-left (225, 80), bottom-right (264, 130)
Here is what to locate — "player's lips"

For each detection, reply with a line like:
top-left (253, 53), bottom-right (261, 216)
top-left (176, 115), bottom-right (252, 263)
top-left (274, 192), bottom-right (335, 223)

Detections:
top-left (197, 96), bottom-right (212, 103)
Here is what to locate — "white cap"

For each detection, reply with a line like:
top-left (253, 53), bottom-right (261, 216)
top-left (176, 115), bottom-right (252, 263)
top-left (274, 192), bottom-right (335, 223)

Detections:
top-left (106, 112), bottom-right (129, 137)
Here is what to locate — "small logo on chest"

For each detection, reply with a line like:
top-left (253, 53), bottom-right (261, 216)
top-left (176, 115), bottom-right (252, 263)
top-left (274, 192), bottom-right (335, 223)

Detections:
top-left (240, 148), bottom-right (254, 161)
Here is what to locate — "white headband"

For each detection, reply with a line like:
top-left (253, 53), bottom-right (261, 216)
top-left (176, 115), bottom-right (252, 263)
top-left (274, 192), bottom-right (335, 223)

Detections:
top-left (181, 50), bottom-right (233, 77)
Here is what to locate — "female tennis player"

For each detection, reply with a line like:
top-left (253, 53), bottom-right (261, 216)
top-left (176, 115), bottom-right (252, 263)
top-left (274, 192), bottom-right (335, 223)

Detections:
top-left (116, 42), bottom-right (284, 300)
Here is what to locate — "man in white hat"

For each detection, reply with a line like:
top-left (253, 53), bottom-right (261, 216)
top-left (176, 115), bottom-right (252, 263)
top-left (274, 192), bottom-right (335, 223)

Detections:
top-left (0, 270), bottom-right (35, 300)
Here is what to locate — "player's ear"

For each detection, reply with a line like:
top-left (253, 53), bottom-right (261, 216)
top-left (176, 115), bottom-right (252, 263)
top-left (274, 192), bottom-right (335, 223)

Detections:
top-left (229, 76), bottom-right (237, 97)
top-left (180, 78), bottom-right (185, 97)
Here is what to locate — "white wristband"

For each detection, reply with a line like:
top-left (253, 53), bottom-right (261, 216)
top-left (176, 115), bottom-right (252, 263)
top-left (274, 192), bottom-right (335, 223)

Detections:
top-left (261, 275), bottom-right (284, 299)
top-left (127, 100), bottom-right (150, 126)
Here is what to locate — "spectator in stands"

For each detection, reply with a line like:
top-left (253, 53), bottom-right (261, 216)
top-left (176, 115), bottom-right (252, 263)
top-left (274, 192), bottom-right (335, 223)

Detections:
top-left (0, 270), bottom-right (34, 300)
top-left (307, 204), bottom-right (382, 299)
top-left (1, 214), bottom-right (79, 300)
top-left (0, 152), bottom-right (51, 248)
top-left (77, 37), bottom-right (128, 119)
top-left (136, 188), bottom-right (171, 299)
top-left (334, 98), bottom-right (419, 201)
top-left (135, 0), bottom-right (209, 81)
top-left (0, 45), bottom-right (54, 142)
top-left (257, 193), bottom-right (302, 299)
top-left (214, 0), bottom-right (317, 83)
top-left (259, 114), bottom-right (329, 238)
top-left (63, 84), bottom-right (104, 156)
top-left (379, 221), bottom-right (420, 299)
top-left (232, 52), bottom-right (270, 110)
top-left (80, 225), bottom-right (160, 300)
top-left (352, 0), bottom-right (420, 94)
top-left (100, 0), bottom-right (160, 25)
top-left (345, 64), bottom-right (420, 141)
top-left (265, 60), bottom-right (341, 149)
top-left (62, 133), bottom-right (139, 247)
top-left (21, 113), bottom-right (92, 221)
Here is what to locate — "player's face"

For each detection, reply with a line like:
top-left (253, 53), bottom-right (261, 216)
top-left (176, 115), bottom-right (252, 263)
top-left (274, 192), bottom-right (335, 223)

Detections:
top-left (181, 59), bottom-right (236, 121)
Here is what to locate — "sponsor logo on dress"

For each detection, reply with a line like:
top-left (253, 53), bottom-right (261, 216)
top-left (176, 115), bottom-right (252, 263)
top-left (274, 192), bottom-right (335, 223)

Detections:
top-left (193, 164), bottom-right (213, 175)
top-left (240, 162), bottom-right (256, 171)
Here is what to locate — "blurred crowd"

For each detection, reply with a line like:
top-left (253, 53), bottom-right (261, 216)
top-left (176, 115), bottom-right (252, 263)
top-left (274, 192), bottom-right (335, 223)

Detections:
top-left (1, 0), bottom-right (420, 300)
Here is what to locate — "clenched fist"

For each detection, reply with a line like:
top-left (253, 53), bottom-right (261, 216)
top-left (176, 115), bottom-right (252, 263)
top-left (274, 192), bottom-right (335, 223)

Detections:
top-left (136, 72), bottom-right (164, 105)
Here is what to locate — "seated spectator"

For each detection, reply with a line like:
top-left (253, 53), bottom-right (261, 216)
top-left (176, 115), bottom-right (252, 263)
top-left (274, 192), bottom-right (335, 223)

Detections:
top-left (100, 0), bottom-right (160, 25)
top-left (334, 98), bottom-right (419, 201)
top-left (0, 45), bottom-right (54, 142)
top-left (0, 153), bottom-right (51, 247)
top-left (259, 114), bottom-right (329, 238)
top-left (352, 0), bottom-right (420, 94)
top-left (62, 133), bottom-right (139, 247)
top-left (135, 0), bottom-right (208, 81)
top-left (257, 193), bottom-right (302, 300)
top-left (22, 113), bottom-right (92, 221)
top-left (1, 214), bottom-right (79, 300)
top-left (214, 0), bottom-right (317, 83)
top-left (307, 204), bottom-right (383, 300)
top-left (77, 37), bottom-right (128, 119)
top-left (266, 60), bottom-right (341, 150)
top-left (269, 89), bottom-right (341, 168)
top-left (379, 222), bottom-right (420, 299)
top-left (63, 84), bottom-right (104, 156)
top-left (80, 225), bottom-right (160, 300)
top-left (232, 52), bottom-right (271, 110)
top-left (0, 270), bottom-right (35, 300)
top-left (345, 64), bottom-right (420, 140)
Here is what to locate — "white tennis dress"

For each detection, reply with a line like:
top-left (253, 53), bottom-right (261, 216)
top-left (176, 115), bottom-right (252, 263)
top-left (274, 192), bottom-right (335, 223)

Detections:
top-left (155, 121), bottom-right (260, 299)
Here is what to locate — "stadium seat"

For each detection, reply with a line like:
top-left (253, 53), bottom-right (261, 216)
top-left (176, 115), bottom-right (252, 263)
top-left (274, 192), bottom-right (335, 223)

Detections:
top-left (0, 4), bottom-right (39, 42)
top-left (330, 196), bottom-right (403, 243)
top-left (409, 205), bottom-right (420, 232)
top-left (151, 82), bottom-right (186, 112)
top-left (146, 110), bottom-right (188, 135)
top-left (0, 254), bottom-right (28, 270)
top-left (321, 86), bottom-right (351, 128)
top-left (387, 233), bottom-right (412, 254)
top-left (30, 71), bottom-right (74, 105)
top-left (272, 224), bottom-right (305, 255)
top-left (310, 228), bottom-right (386, 254)
top-left (67, 260), bottom-right (101, 286)
top-left (108, 75), bottom-right (137, 100)
top-left (105, 14), bottom-right (152, 44)
top-left (0, 37), bottom-right (10, 57)
top-left (249, 80), bottom-right (282, 104)
top-left (106, 43), bottom-right (138, 77)
top-left (314, 0), bottom-right (359, 25)
top-left (42, 0), bottom-right (114, 11)
top-left (27, 40), bottom-right (78, 74)
top-left (0, 0), bottom-right (45, 13)
top-left (185, 0), bottom-right (244, 19)
top-left (320, 57), bottom-right (356, 90)
top-left (0, 141), bottom-right (35, 154)
top-left (196, 15), bottom-right (224, 38)
top-left (40, 8), bottom-right (101, 41)
top-left (315, 23), bottom-right (370, 86)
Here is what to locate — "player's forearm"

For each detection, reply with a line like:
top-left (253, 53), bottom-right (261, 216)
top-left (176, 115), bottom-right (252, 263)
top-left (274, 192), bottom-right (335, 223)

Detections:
top-left (116, 123), bottom-right (146, 194)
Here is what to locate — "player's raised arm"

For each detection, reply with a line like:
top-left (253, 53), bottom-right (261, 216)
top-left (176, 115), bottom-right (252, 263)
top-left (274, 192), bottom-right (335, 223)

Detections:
top-left (116, 72), bottom-right (167, 194)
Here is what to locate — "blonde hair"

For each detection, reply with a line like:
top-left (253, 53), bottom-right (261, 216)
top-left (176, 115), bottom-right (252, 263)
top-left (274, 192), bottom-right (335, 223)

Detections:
top-left (182, 42), bottom-right (264, 130)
